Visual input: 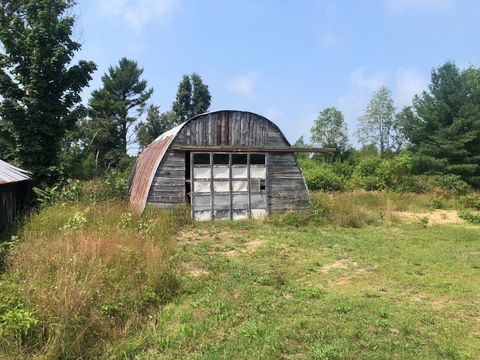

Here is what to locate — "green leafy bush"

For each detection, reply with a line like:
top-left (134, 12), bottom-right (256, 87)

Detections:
top-left (350, 154), bottom-right (412, 191)
top-left (458, 193), bottom-right (480, 210)
top-left (300, 159), bottom-right (346, 191)
top-left (458, 210), bottom-right (480, 224)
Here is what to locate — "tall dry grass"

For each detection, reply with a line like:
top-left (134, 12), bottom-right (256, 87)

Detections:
top-left (267, 190), bottom-right (459, 228)
top-left (0, 201), bottom-right (190, 359)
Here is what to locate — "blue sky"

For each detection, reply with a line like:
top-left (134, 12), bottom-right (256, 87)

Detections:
top-left (74, 0), bottom-right (479, 152)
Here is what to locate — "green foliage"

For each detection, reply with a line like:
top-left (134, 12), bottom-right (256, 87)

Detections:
top-left (33, 170), bottom-right (130, 207)
top-left (136, 105), bottom-right (176, 150)
top-left (409, 62), bottom-right (480, 186)
top-left (350, 154), bottom-right (412, 191)
top-left (61, 211), bottom-right (88, 231)
top-left (356, 86), bottom-right (397, 157)
top-left (458, 209), bottom-right (480, 224)
top-left (300, 158), bottom-right (346, 191)
top-left (311, 107), bottom-right (349, 158)
top-left (458, 193), bottom-right (480, 210)
top-left (172, 73), bottom-right (211, 124)
top-left (0, 278), bottom-right (39, 343)
top-left (0, 0), bottom-right (97, 183)
top-left (82, 58), bottom-right (153, 172)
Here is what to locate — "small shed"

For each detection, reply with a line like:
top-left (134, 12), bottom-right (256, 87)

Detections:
top-left (129, 110), bottom-right (331, 220)
top-left (0, 160), bottom-right (32, 231)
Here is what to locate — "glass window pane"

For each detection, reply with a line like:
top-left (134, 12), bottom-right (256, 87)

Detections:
top-left (194, 180), bottom-right (210, 192)
top-left (213, 181), bottom-right (229, 192)
top-left (233, 210), bottom-right (248, 220)
top-left (250, 166), bottom-right (266, 179)
top-left (232, 167), bottom-right (248, 179)
top-left (213, 153), bottom-right (229, 164)
top-left (232, 180), bottom-right (248, 192)
top-left (213, 166), bottom-right (229, 179)
top-left (232, 194), bottom-right (249, 209)
top-left (232, 154), bottom-right (247, 165)
top-left (250, 153), bottom-right (265, 165)
top-left (193, 167), bottom-right (211, 179)
top-left (194, 153), bottom-right (210, 165)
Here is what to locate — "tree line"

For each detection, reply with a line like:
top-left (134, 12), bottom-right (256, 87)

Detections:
top-left (0, 0), bottom-right (211, 183)
top-left (302, 62), bottom-right (480, 188)
top-left (1, 1), bottom-right (480, 190)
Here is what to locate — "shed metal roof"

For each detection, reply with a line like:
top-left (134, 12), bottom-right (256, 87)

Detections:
top-left (129, 121), bottom-right (186, 213)
top-left (0, 160), bottom-right (31, 184)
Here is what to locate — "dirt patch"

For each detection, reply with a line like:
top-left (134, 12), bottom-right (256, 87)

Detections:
top-left (177, 229), bottom-right (249, 245)
top-left (321, 259), bottom-right (350, 273)
top-left (183, 262), bottom-right (209, 277)
top-left (224, 239), bottom-right (267, 256)
top-left (245, 239), bottom-right (267, 251)
top-left (392, 210), bottom-right (465, 225)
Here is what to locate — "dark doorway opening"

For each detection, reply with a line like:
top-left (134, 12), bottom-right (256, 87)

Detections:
top-left (185, 151), bottom-right (191, 204)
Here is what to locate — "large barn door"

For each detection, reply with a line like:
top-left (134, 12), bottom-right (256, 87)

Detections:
top-left (191, 152), bottom-right (267, 221)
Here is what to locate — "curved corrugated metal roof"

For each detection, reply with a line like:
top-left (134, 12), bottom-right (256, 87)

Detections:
top-left (0, 160), bottom-right (31, 184)
top-left (129, 110), bottom-right (291, 213)
top-left (129, 122), bottom-right (186, 213)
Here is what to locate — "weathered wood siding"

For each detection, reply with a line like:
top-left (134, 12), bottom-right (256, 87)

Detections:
top-left (146, 149), bottom-right (185, 208)
top-left (145, 110), bottom-right (309, 212)
top-left (0, 181), bottom-right (31, 231)
top-left (268, 153), bottom-right (309, 211)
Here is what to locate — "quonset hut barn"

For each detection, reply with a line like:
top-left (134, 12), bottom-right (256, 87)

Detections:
top-left (0, 160), bottom-right (32, 231)
top-left (129, 110), bottom-right (331, 221)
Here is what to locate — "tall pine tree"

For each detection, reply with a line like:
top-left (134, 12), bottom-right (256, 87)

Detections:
top-left (0, 0), bottom-right (96, 182)
top-left (172, 73), bottom-right (211, 124)
top-left (409, 62), bottom-right (480, 186)
top-left (85, 58), bottom-right (153, 171)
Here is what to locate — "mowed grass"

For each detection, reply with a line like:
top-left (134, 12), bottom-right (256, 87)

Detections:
top-left (107, 214), bottom-right (480, 359)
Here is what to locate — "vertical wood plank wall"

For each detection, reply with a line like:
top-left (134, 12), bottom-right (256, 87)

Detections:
top-left (0, 181), bottom-right (31, 231)
top-left (146, 111), bottom-right (310, 212)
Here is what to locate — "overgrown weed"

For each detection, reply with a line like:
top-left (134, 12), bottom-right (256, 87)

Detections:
top-left (0, 201), bottom-right (190, 359)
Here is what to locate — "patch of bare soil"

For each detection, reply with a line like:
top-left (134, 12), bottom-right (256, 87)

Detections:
top-left (321, 259), bottom-right (350, 273)
top-left (183, 262), bottom-right (209, 277)
top-left (224, 239), bottom-right (267, 256)
top-left (392, 210), bottom-right (465, 225)
top-left (176, 229), bottom-right (249, 245)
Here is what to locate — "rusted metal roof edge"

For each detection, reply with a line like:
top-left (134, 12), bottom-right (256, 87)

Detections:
top-left (129, 122), bottom-right (187, 213)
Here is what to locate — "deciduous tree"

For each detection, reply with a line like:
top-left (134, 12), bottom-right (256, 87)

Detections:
top-left (0, 0), bottom-right (96, 182)
top-left (356, 86), bottom-right (396, 158)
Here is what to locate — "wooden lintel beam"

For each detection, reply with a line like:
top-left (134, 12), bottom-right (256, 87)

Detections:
top-left (175, 147), bottom-right (335, 153)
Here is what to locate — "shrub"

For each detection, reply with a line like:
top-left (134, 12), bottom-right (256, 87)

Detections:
top-left (458, 209), bottom-right (480, 224)
top-left (350, 154), bottom-right (412, 191)
top-left (458, 193), bottom-right (480, 210)
top-left (432, 174), bottom-right (470, 196)
top-left (300, 159), bottom-right (346, 191)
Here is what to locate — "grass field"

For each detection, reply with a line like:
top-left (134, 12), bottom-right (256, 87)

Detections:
top-left (105, 206), bottom-right (480, 359)
top-left (1, 192), bottom-right (480, 359)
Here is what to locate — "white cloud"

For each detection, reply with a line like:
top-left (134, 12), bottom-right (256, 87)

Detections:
top-left (98, 0), bottom-right (178, 32)
top-left (227, 73), bottom-right (257, 96)
top-left (386, 0), bottom-right (455, 13)
top-left (394, 67), bottom-right (428, 107)
top-left (350, 67), bottom-right (389, 92)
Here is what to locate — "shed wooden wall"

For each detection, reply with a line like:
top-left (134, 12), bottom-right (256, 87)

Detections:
top-left (146, 111), bottom-right (309, 212)
top-left (0, 181), bottom-right (31, 231)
